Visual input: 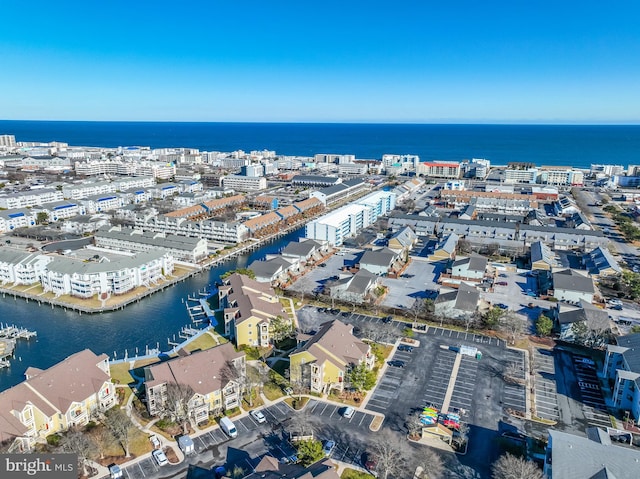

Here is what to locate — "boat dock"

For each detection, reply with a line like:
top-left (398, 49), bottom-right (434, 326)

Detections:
top-left (0, 323), bottom-right (37, 368)
top-left (185, 287), bottom-right (218, 327)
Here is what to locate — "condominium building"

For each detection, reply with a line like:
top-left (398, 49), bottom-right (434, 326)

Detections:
top-left (144, 343), bottom-right (245, 422)
top-left (537, 167), bottom-right (584, 186)
top-left (0, 188), bottom-right (63, 209)
top-left (504, 168), bottom-right (538, 184)
top-left (219, 175), bottom-right (267, 192)
top-left (40, 251), bottom-right (174, 298)
top-left (62, 181), bottom-right (115, 200)
top-left (34, 201), bottom-right (87, 221)
top-left (218, 273), bottom-right (290, 347)
top-left (134, 213), bottom-right (249, 244)
top-left (417, 161), bottom-right (461, 179)
top-left (0, 209), bottom-right (38, 233)
top-left (0, 349), bottom-right (116, 452)
top-left (0, 250), bottom-right (53, 285)
top-left (94, 226), bottom-right (208, 263)
top-left (0, 134), bottom-right (16, 147)
top-left (78, 194), bottom-right (127, 214)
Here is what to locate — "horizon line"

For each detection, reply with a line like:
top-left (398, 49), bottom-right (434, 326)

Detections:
top-left (1, 119), bottom-right (640, 126)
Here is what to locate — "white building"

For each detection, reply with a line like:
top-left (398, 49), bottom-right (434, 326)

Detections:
top-left (79, 194), bottom-right (127, 214)
top-left (40, 251), bottom-right (174, 298)
top-left (62, 181), bottom-right (116, 200)
top-left (0, 250), bottom-right (52, 285)
top-left (0, 209), bottom-right (38, 233)
top-left (219, 175), bottom-right (267, 192)
top-left (0, 135), bottom-right (16, 147)
top-left (94, 226), bottom-right (208, 263)
top-left (35, 201), bottom-right (87, 221)
top-left (0, 188), bottom-right (63, 209)
top-left (504, 169), bottom-right (538, 184)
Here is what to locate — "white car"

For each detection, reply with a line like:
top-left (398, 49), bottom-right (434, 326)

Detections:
top-left (149, 434), bottom-right (161, 449)
top-left (251, 409), bottom-right (266, 424)
top-left (342, 407), bottom-right (355, 419)
top-left (152, 449), bottom-right (169, 466)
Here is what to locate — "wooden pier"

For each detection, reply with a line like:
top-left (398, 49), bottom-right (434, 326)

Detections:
top-left (0, 323), bottom-right (37, 369)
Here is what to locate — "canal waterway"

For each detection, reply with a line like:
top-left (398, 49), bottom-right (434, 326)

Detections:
top-left (0, 228), bottom-right (303, 392)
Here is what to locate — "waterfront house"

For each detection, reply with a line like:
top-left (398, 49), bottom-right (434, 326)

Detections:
top-left (0, 349), bottom-right (115, 452)
top-left (249, 256), bottom-right (296, 284)
top-left (144, 343), bottom-right (245, 424)
top-left (0, 250), bottom-right (52, 285)
top-left (218, 273), bottom-right (290, 347)
top-left (289, 319), bottom-right (374, 395)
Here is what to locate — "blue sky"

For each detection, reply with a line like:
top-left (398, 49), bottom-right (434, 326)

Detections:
top-left (1, 1), bottom-right (639, 123)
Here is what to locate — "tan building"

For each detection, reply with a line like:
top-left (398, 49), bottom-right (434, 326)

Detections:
top-left (144, 343), bottom-right (245, 425)
top-left (290, 320), bottom-right (374, 394)
top-left (218, 273), bottom-right (290, 347)
top-left (0, 349), bottom-right (116, 452)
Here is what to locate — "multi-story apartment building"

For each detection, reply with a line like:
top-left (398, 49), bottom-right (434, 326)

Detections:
top-left (34, 201), bottom-right (87, 221)
top-left (0, 209), bottom-right (38, 233)
top-left (219, 175), bottom-right (267, 192)
top-left (504, 168), bottom-right (538, 184)
top-left (0, 349), bottom-right (116, 452)
top-left (78, 194), bottom-right (127, 214)
top-left (290, 320), bottom-right (374, 395)
top-left (134, 213), bottom-right (249, 244)
top-left (537, 167), bottom-right (584, 186)
top-left (0, 188), bottom-right (63, 209)
top-left (144, 343), bottom-right (245, 423)
top-left (0, 134), bottom-right (16, 147)
top-left (603, 333), bottom-right (640, 425)
top-left (94, 226), bottom-right (208, 263)
top-left (62, 181), bottom-right (116, 200)
top-left (218, 273), bottom-right (290, 347)
top-left (417, 161), bottom-right (461, 179)
top-left (0, 250), bottom-right (53, 285)
top-left (40, 251), bottom-right (174, 298)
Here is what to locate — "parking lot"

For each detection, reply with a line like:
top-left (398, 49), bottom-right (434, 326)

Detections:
top-left (532, 348), bottom-right (560, 421)
top-left (379, 257), bottom-right (442, 309)
top-left (571, 354), bottom-right (611, 429)
top-left (366, 348), bottom-right (417, 414)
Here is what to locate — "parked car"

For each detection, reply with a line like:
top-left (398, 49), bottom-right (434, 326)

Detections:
top-left (322, 440), bottom-right (336, 456)
top-left (382, 315), bottom-right (393, 323)
top-left (341, 311), bottom-right (350, 317)
top-left (496, 303), bottom-right (509, 309)
top-left (342, 407), bottom-right (355, 419)
top-left (251, 409), bottom-right (266, 424)
top-left (152, 449), bottom-right (169, 466)
top-left (317, 307), bottom-right (326, 313)
top-left (283, 386), bottom-right (294, 395)
top-left (397, 344), bottom-right (414, 352)
top-left (109, 465), bottom-right (123, 479)
top-left (363, 452), bottom-right (378, 471)
top-left (149, 434), bottom-right (161, 449)
top-left (496, 281), bottom-right (508, 286)
top-left (330, 308), bottom-right (340, 315)
top-left (388, 360), bottom-right (406, 368)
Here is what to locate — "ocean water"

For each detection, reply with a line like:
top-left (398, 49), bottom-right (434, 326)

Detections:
top-left (1, 121), bottom-right (640, 168)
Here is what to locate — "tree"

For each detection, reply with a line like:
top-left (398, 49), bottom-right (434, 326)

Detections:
top-left (161, 382), bottom-right (195, 434)
top-left (491, 453), bottom-right (544, 479)
top-left (570, 321), bottom-right (589, 344)
top-left (409, 298), bottom-right (427, 327)
top-left (413, 448), bottom-right (444, 479)
top-left (35, 212), bottom-right (49, 225)
top-left (484, 307), bottom-right (506, 329)
top-left (536, 315), bottom-right (553, 337)
top-left (296, 439), bottom-right (324, 466)
top-left (406, 410), bottom-right (424, 438)
top-left (244, 364), bottom-right (268, 407)
top-left (60, 427), bottom-right (97, 477)
top-left (348, 362), bottom-right (369, 392)
top-left (88, 426), bottom-right (116, 460)
top-left (104, 408), bottom-right (136, 458)
top-left (457, 239), bottom-right (472, 254)
top-left (500, 312), bottom-right (525, 345)
top-left (369, 430), bottom-right (409, 479)
top-left (270, 315), bottom-right (294, 343)
top-left (221, 268), bottom-right (256, 280)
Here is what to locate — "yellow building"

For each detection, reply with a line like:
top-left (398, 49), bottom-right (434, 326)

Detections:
top-left (144, 343), bottom-right (245, 424)
top-left (290, 320), bottom-right (374, 395)
top-left (0, 349), bottom-right (116, 452)
top-left (218, 273), bottom-right (289, 347)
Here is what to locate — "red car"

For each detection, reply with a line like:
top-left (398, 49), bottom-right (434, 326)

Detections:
top-left (496, 281), bottom-right (508, 286)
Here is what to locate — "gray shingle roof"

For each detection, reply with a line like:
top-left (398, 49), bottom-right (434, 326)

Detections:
top-left (553, 269), bottom-right (595, 294)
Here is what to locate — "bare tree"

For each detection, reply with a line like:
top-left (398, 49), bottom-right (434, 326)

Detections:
top-left (413, 448), bottom-right (444, 479)
top-left (406, 410), bottom-right (424, 438)
top-left (104, 408), bottom-right (136, 458)
top-left (409, 298), bottom-right (426, 327)
top-left (491, 453), bottom-right (544, 479)
top-left (288, 361), bottom-right (307, 401)
top-left (88, 426), bottom-right (116, 460)
top-left (60, 427), bottom-right (97, 477)
top-left (499, 312), bottom-right (525, 345)
top-left (161, 382), bottom-right (196, 434)
top-left (503, 362), bottom-right (525, 385)
top-left (290, 408), bottom-right (314, 437)
top-left (370, 430), bottom-right (409, 479)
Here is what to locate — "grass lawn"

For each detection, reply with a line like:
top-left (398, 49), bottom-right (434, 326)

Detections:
top-left (263, 382), bottom-right (285, 401)
top-left (110, 363), bottom-right (136, 385)
top-left (117, 386), bottom-right (134, 406)
top-left (99, 425), bottom-right (152, 459)
top-left (341, 468), bottom-right (375, 479)
top-left (284, 396), bottom-right (309, 410)
top-left (183, 333), bottom-right (218, 353)
top-left (242, 389), bottom-right (265, 409)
